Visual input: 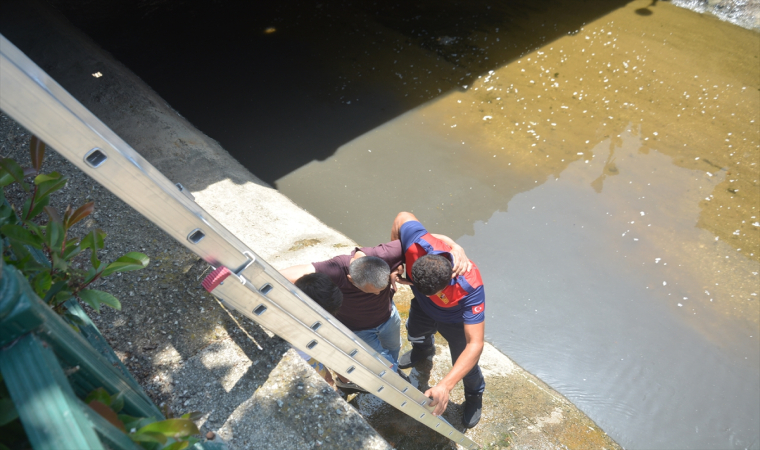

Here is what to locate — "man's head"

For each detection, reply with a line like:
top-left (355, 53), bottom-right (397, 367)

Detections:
top-left (295, 273), bottom-right (343, 315)
top-left (411, 254), bottom-right (452, 296)
top-left (347, 255), bottom-right (390, 295)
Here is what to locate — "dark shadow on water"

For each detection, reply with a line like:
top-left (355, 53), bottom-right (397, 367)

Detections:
top-left (35, 0), bottom-right (633, 186)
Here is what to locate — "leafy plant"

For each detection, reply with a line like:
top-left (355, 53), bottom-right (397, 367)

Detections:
top-left (86, 388), bottom-right (201, 450)
top-left (0, 136), bottom-right (149, 322)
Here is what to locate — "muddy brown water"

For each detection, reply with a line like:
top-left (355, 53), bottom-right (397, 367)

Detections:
top-left (17, 0), bottom-right (760, 448)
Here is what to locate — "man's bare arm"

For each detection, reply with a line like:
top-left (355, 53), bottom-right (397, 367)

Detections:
top-left (279, 264), bottom-right (316, 283)
top-left (391, 211), bottom-right (419, 241)
top-left (424, 322), bottom-right (485, 416)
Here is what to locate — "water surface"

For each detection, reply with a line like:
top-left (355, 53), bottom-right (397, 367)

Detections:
top-left (275, 3), bottom-right (760, 448)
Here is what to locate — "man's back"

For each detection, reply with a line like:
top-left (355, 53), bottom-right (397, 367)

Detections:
top-left (312, 240), bottom-right (403, 330)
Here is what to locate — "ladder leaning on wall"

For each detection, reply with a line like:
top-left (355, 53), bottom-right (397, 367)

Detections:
top-left (0, 34), bottom-right (480, 449)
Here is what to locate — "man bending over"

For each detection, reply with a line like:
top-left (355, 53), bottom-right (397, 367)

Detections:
top-left (391, 211), bottom-right (486, 428)
top-left (281, 242), bottom-right (405, 390)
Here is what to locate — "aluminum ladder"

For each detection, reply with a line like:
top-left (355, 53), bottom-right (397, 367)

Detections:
top-left (0, 34), bottom-right (479, 449)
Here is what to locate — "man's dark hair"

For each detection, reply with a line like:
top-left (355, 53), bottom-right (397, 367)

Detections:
top-left (295, 273), bottom-right (343, 315)
top-left (412, 254), bottom-right (452, 296)
top-left (349, 256), bottom-right (390, 291)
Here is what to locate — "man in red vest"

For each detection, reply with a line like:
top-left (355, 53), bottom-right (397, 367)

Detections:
top-left (391, 211), bottom-right (485, 428)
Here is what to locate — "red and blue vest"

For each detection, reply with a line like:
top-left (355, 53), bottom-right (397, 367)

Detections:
top-left (400, 221), bottom-right (485, 324)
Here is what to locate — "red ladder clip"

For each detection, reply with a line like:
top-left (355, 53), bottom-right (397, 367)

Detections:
top-left (202, 266), bottom-right (232, 292)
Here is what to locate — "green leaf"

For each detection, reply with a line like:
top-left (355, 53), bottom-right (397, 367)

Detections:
top-left (34, 172), bottom-right (67, 198)
top-left (22, 194), bottom-right (49, 221)
top-left (0, 397), bottom-right (19, 426)
top-left (7, 239), bottom-right (31, 264)
top-left (31, 271), bottom-right (52, 297)
top-left (83, 264), bottom-right (104, 284)
top-left (29, 136), bottom-right (46, 173)
top-left (0, 158), bottom-right (30, 192)
top-left (131, 432), bottom-right (168, 445)
top-left (0, 201), bottom-right (16, 228)
top-left (63, 239), bottom-right (82, 260)
top-left (162, 441), bottom-right (190, 450)
top-left (26, 245), bottom-right (49, 268)
top-left (65, 202), bottom-right (94, 228)
top-left (0, 169), bottom-right (14, 188)
top-left (0, 224), bottom-right (42, 249)
top-left (33, 173), bottom-right (62, 184)
top-left (78, 289), bottom-right (121, 312)
top-left (50, 289), bottom-right (72, 307)
top-left (84, 388), bottom-right (111, 407)
top-left (136, 418), bottom-right (199, 438)
top-left (110, 392), bottom-right (125, 414)
top-left (51, 252), bottom-right (68, 273)
top-left (102, 252), bottom-right (149, 277)
top-left (81, 228), bottom-right (106, 269)
top-left (81, 228), bottom-right (106, 251)
top-left (180, 411), bottom-right (203, 421)
top-left (45, 219), bottom-right (64, 252)
top-left (43, 281), bottom-right (67, 304)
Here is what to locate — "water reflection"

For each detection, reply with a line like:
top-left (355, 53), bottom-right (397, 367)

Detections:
top-left (458, 126), bottom-right (759, 449)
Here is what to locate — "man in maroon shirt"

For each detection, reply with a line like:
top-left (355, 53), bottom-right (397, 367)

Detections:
top-left (281, 241), bottom-right (406, 390)
top-left (281, 236), bottom-right (471, 388)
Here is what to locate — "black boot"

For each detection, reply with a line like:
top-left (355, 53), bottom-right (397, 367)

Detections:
top-left (462, 394), bottom-right (482, 428)
top-left (397, 346), bottom-right (435, 369)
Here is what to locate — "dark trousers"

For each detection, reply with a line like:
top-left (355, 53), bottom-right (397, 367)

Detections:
top-left (406, 297), bottom-right (486, 396)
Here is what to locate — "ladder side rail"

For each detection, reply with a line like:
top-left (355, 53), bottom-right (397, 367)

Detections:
top-left (222, 269), bottom-right (429, 404)
top-left (244, 265), bottom-right (400, 369)
top-left (214, 278), bottom-right (476, 448)
top-left (238, 261), bottom-right (387, 364)
top-left (231, 260), bottom-right (439, 409)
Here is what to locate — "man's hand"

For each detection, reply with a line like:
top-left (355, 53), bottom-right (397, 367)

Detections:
top-left (425, 322), bottom-right (484, 416)
top-left (424, 383), bottom-right (452, 416)
top-left (432, 234), bottom-right (472, 278)
top-left (448, 243), bottom-right (473, 278)
top-left (390, 265), bottom-right (411, 290)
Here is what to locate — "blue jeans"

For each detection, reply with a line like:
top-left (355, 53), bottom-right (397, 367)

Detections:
top-left (354, 304), bottom-right (401, 372)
